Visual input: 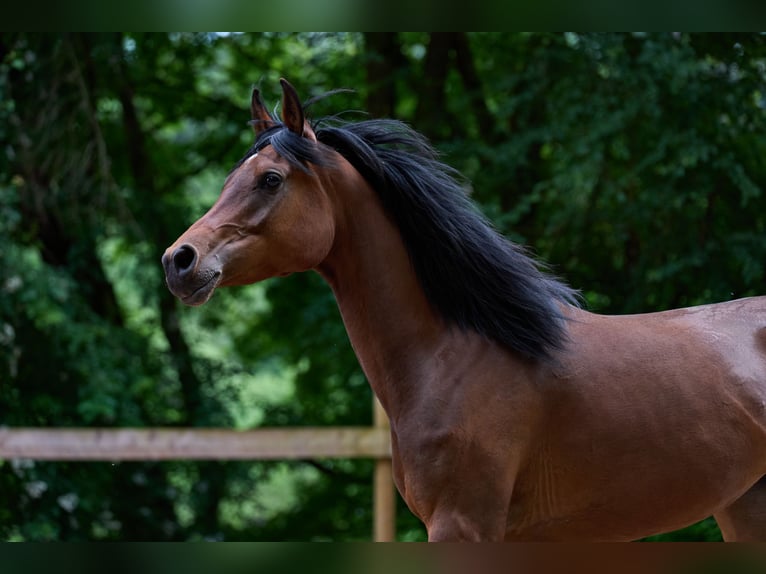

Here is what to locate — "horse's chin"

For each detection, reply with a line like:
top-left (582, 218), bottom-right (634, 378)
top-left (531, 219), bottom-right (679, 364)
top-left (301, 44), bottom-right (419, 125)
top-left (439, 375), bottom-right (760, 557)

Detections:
top-left (178, 270), bottom-right (222, 306)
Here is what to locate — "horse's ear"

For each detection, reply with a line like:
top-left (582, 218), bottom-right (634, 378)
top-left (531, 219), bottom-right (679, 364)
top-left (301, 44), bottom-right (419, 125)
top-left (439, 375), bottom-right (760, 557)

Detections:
top-left (280, 78), bottom-right (317, 142)
top-left (250, 88), bottom-right (276, 136)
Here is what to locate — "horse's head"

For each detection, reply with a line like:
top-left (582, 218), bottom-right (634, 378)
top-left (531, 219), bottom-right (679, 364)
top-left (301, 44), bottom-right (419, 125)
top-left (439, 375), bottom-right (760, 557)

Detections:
top-left (162, 79), bottom-right (336, 305)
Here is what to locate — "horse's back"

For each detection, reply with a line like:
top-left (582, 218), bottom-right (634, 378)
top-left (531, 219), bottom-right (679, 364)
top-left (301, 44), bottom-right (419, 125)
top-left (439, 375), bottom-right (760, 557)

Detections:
top-left (567, 295), bottom-right (766, 380)
top-left (563, 296), bottom-right (766, 431)
top-left (647, 296), bottom-right (766, 392)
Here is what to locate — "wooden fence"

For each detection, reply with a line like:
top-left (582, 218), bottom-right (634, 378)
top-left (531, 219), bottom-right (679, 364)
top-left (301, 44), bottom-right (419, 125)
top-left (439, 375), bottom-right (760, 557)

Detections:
top-left (0, 399), bottom-right (396, 541)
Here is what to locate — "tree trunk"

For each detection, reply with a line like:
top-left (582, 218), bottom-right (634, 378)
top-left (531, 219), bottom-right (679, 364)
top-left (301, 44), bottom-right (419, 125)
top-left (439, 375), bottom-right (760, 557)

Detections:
top-left (415, 33), bottom-right (452, 139)
top-left (363, 33), bottom-right (403, 118)
top-left (112, 32), bottom-right (226, 538)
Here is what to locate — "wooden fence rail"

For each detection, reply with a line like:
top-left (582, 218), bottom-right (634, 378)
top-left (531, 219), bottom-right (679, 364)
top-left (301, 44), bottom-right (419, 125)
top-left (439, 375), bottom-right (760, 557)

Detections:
top-left (0, 401), bottom-right (396, 541)
top-left (0, 427), bottom-right (390, 460)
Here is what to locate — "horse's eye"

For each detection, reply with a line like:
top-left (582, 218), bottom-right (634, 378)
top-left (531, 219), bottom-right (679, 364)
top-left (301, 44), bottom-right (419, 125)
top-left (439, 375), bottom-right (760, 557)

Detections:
top-left (261, 172), bottom-right (282, 190)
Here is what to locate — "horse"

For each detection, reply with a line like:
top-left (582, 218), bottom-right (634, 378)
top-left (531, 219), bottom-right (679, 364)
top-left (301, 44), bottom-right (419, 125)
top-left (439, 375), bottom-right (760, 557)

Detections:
top-left (162, 79), bottom-right (766, 541)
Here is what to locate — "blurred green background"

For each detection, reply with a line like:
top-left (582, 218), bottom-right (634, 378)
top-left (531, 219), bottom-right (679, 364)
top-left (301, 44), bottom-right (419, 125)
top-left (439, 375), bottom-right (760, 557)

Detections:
top-left (1, 33), bottom-right (765, 541)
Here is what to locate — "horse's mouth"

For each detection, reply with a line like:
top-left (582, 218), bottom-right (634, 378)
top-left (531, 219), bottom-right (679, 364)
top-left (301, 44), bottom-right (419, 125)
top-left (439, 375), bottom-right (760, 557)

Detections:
top-left (180, 270), bottom-right (222, 306)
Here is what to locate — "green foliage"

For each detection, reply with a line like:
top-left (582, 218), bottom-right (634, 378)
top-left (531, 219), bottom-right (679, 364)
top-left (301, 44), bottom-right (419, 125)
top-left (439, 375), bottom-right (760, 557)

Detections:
top-left (643, 517), bottom-right (723, 542)
top-left (3, 33), bottom-right (766, 541)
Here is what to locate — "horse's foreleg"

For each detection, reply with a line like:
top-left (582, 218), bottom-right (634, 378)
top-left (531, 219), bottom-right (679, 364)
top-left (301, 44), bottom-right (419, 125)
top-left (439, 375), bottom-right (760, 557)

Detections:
top-left (420, 473), bottom-right (513, 541)
top-left (426, 505), bottom-right (508, 541)
top-left (714, 476), bottom-right (766, 541)
top-left (405, 460), bottom-right (512, 541)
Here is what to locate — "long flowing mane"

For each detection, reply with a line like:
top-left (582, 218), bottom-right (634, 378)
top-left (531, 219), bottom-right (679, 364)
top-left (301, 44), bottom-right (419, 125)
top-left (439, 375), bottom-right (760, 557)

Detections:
top-left (237, 109), bottom-right (581, 361)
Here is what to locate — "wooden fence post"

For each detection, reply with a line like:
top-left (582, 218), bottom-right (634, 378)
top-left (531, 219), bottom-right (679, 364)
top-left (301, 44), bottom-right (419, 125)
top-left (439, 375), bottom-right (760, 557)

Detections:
top-left (372, 396), bottom-right (396, 541)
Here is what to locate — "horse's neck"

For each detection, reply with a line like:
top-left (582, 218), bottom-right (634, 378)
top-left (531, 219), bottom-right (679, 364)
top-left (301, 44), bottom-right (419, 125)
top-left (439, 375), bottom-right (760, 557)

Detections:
top-left (316, 173), bottom-right (446, 418)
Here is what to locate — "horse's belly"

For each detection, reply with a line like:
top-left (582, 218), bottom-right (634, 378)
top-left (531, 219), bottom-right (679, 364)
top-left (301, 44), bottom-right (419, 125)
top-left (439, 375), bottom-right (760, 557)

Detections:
top-left (506, 483), bottom-right (743, 541)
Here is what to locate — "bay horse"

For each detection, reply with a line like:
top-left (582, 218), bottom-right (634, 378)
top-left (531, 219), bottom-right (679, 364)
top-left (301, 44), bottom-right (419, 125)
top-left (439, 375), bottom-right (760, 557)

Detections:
top-left (163, 79), bottom-right (766, 541)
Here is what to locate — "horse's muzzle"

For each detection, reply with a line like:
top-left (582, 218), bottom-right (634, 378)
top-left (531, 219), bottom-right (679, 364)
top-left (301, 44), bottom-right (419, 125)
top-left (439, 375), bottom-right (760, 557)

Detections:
top-left (162, 244), bottom-right (222, 306)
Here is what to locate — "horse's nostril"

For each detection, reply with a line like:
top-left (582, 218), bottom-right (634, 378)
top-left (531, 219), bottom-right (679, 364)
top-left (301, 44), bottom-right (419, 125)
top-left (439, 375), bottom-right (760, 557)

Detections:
top-left (172, 244), bottom-right (197, 273)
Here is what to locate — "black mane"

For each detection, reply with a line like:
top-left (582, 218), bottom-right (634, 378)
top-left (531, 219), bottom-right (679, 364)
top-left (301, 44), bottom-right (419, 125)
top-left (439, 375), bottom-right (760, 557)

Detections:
top-left (238, 112), bottom-right (580, 362)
